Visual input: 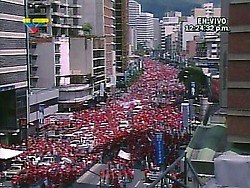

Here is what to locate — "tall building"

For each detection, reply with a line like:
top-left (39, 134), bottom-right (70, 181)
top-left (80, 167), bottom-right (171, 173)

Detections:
top-left (191, 3), bottom-right (221, 74)
top-left (0, 0), bottom-right (28, 144)
top-left (128, 0), bottom-right (141, 27)
top-left (79, 0), bottom-right (104, 36)
top-left (129, 26), bottom-right (137, 53)
top-left (27, 0), bottom-right (83, 130)
top-left (28, 0), bottom-right (82, 88)
top-left (115, 0), bottom-right (129, 80)
top-left (225, 0), bottom-right (250, 144)
top-left (179, 16), bottom-right (198, 53)
top-left (192, 2), bottom-right (221, 18)
top-left (153, 18), bottom-right (161, 50)
top-left (104, 0), bottom-right (116, 88)
top-left (160, 11), bottom-right (181, 59)
top-left (136, 12), bottom-right (154, 49)
top-left (128, 0), bottom-right (141, 54)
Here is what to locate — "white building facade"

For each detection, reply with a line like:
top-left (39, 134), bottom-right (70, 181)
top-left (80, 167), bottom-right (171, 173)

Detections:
top-left (136, 12), bottom-right (154, 49)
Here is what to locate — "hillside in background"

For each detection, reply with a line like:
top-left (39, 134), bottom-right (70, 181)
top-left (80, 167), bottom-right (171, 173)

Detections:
top-left (136, 0), bottom-right (221, 18)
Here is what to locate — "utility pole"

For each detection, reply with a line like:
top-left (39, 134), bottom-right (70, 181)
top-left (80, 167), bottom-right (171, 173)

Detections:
top-left (24, 0), bottom-right (31, 146)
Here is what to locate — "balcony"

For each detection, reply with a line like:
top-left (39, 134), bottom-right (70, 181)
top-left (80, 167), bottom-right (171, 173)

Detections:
top-left (51, 12), bottom-right (62, 16)
top-left (52, 23), bottom-right (62, 27)
top-left (51, 0), bottom-right (61, 5)
top-left (70, 25), bottom-right (82, 29)
top-left (69, 3), bottom-right (81, 8)
top-left (61, 0), bottom-right (69, 7)
top-left (61, 14), bottom-right (70, 18)
top-left (30, 64), bottom-right (39, 69)
top-left (29, 10), bottom-right (47, 16)
top-left (29, 0), bottom-right (50, 5)
top-left (61, 24), bottom-right (71, 28)
top-left (69, 14), bottom-right (82, 19)
top-left (30, 75), bottom-right (39, 79)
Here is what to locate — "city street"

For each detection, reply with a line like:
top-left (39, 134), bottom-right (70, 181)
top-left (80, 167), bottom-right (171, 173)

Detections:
top-left (1, 58), bottom-right (190, 187)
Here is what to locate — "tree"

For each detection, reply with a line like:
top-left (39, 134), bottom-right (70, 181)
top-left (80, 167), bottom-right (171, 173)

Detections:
top-left (178, 66), bottom-right (207, 97)
top-left (82, 22), bottom-right (92, 35)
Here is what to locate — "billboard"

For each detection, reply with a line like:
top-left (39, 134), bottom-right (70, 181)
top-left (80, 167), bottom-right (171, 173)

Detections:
top-left (154, 132), bottom-right (165, 165)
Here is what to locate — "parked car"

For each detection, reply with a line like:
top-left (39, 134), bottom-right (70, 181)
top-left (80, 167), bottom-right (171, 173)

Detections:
top-left (3, 165), bottom-right (22, 180)
top-left (37, 156), bottom-right (56, 166)
top-left (119, 120), bottom-right (130, 130)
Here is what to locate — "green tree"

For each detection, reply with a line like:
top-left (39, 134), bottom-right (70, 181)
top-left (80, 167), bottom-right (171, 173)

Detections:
top-left (82, 22), bottom-right (92, 35)
top-left (178, 66), bottom-right (207, 96)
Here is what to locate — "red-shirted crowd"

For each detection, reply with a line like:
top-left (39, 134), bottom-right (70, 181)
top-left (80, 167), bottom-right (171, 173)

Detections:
top-left (0, 58), bottom-right (191, 187)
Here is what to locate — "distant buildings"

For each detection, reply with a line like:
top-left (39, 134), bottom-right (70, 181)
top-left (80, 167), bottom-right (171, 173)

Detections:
top-left (192, 2), bottom-right (221, 18)
top-left (153, 18), bottom-right (161, 50)
top-left (128, 0), bottom-right (160, 53)
top-left (160, 11), bottom-right (181, 59)
top-left (135, 12), bottom-right (154, 49)
top-left (104, 0), bottom-right (116, 88)
top-left (128, 0), bottom-right (141, 27)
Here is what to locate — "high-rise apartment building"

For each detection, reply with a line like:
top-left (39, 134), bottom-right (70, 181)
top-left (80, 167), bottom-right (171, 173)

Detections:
top-left (191, 3), bottom-right (221, 74)
top-left (29, 0), bottom-right (82, 36)
top-left (0, 0), bottom-right (28, 144)
top-left (104, 0), bottom-right (116, 87)
top-left (135, 12), bottom-right (154, 49)
top-left (115, 0), bottom-right (129, 80)
top-left (128, 0), bottom-right (141, 27)
top-left (153, 18), bottom-right (161, 50)
top-left (224, 0), bottom-right (250, 144)
top-left (28, 0), bottom-right (82, 88)
top-left (160, 11), bottom-right (181, 58)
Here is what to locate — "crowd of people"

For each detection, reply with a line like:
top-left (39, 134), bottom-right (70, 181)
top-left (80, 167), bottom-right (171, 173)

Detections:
top-left (0, 58), bottom-right (191, 187)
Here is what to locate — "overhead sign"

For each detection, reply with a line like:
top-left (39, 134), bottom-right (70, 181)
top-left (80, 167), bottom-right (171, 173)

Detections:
top-left (23, 18), bottom-right (49, 34)
top-left (154, 132), bottom-right (165, 165)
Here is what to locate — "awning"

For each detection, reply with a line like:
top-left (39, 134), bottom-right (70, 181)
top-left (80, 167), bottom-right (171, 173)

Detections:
top-left (186, 121), bottom-right (227, 162)
top-left (0, 148), bottom-right (23, 160)
top-left (185, 120), bottom-right (227, 175)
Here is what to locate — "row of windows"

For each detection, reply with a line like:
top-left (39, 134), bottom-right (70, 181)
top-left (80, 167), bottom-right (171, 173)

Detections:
top-left (0, 71), bottom-right (27, 85)
top-left (0, 55), bottom-right (27, 67)
top-left (0, 38), bottom-right (26, 50)
top-left (0, 1), bottom-right (24, 16)
top-left (0, 20), bottom-right (25, 33)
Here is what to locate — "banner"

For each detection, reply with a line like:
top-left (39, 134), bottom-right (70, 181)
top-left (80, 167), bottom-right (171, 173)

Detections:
top-left (39, 104), bottom-right (45, 127)
top-left (118, 149), bottom-right (131, 161)
top-left (154, 133), bottom-right (165, 165)
top-left (100, 83), bottom-right (104, 97)
top-left (124, 71), bottom-right (127, 82)
top-left (190, 81), bottom-right (196, 98)
top-left (181, 103), bottom-right (189, 128)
